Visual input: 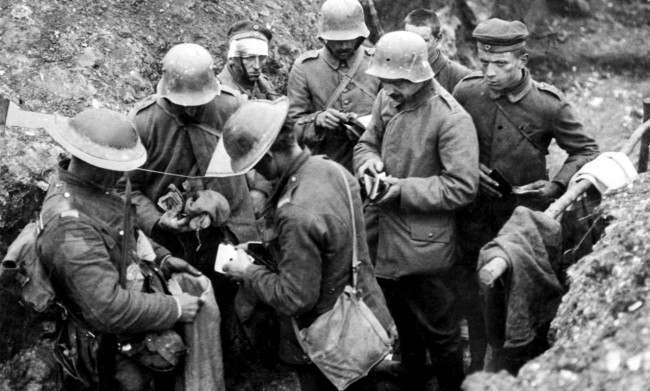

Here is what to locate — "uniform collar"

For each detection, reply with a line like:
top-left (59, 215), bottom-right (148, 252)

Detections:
top-left (320, 46), bottom-right (362, 71)
top-left (220, 65), bottom-right (256, 94)
top-left (487, 68), bottom-right (532, 103)
top-left (397, 79), bottom-right (437, 111)
top-left (265, 150), bottom-right (311, 212)
top-left (429, 49), bottom-right (448, 75)
top-left (56, 159), bottom-right (117, 195)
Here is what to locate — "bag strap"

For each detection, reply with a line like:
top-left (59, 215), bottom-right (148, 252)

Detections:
top-left (493, 101), bottom-right (546, 154)
top-left (334, 164), bottom-right (359, 289)
top-left (324, 51), bottom-right (366, 110)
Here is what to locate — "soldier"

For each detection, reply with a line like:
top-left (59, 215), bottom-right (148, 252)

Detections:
top-left (354, 31), bottom-right (479, 390)
top-left (219, 98), bottom-right (394, 391)
top-left (452, 18), bottom-right (599, 373)
top-left (218, 20), bottom-right (280, 216)
top-left (127, 43), bottom-right (258, 279)
top-left (404, 8), bottom-right (472, 93)
top-left (287, 0), bottom-right (381, 171)
top-left (125, 43), bottom-right (260, 381)
top-left (37, 108), bottom-right (206, 390)
top-left (218, 20), bottom-right (280, 100)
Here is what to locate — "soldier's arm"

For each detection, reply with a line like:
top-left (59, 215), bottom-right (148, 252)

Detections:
top-left (399, 110), bottom-right (479, 212)
top-left (551, 100), bottom-right (600, 187)
top-left (243, 205), bottom-right (324, 317)
top-left (41, 218), bottom-right (179, 334)
top-left (286, 62), bottom-right (320, 144)
top-left (353, 93), bottom-right (384, 173)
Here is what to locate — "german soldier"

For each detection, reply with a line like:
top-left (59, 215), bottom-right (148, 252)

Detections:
top-left (37, 109), bottom-right (209, 390)
top-left (354, 31), bottom-right (479, 390)
top-left (452, 18), bottom-right (599, 373)
top-left (404, 8), bottom-right (472, 93)
top-left (287, 0), bottom-right (381, 171)
top-left (218, 20), bottom-right (280, 100)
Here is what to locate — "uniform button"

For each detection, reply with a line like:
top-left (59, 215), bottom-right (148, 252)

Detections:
top-left (119, 230), bottom-right (124, 236)
top-left (55, 183), bottom-right (62, 188)
top-left (427, 232), bottom-right (434, 239)
top-left (328, 288), bottom-right (335, 294)
top-left (105, 191), bottom-right (110, 195)
top-left (291, 176), bottom-right (297, 182)
top-left (343, 99), bottom-right (350, 105)
top-left (63, 192), bottom-right (70, 198)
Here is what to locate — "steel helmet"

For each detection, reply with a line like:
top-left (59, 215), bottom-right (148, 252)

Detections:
top-left (208, 97), bottom-right (289, 177)
top-left (156, 43), bottom-right (221, 106)
top-left (366, 31), bottom-right (434, 83)
top-left (318, 0), bottom-right (370, 41)
top-left (46, 108), bottom-right (146, 171)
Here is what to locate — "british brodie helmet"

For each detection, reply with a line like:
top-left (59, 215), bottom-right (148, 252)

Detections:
top-left (318, 0), bottom-right (370, 41)
top-left (366, 31), bottom-right (434, 83)
top-left (157, 43), bottom-right (221, 107)
top-left (209, 97), bottom-right (289, 177)
top-left (46, 108), bottom-right (147, 171)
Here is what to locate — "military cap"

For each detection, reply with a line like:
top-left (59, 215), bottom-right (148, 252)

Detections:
top-left (472, 18), bottom-right (529, 53)
top-left (227, 20), bottom-right (273, 42)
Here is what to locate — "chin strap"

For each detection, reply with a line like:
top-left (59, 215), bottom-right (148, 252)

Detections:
top-left (119, 173), bottom-right (132, 288)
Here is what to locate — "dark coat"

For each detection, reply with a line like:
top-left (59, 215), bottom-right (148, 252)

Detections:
top-left (353, 80), bottom-right (479, 279)
top-left (286, 46), bottom-right (381, 170)
top-left (453, 70), bottom-right (599, 260)
top-left (38, 162), bottom-right (179, 335)
top-left (430, 49), bottom-right (472, 93)
top-left (244, 152), bottom-right (395, 361)
top-left (127, 93), bottom-right (259, 245)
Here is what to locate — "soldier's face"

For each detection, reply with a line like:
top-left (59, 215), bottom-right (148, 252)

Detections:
top-left (254, 152), bottom-right (281, 180)
top-left (231, 55), bottom-right (267, 82)
top-left (404, 24), bottom-right (439, 53)
top-left (324, 39), bottom-right (361, 60)
top-left (380, 78), bottom-right (425, 104)
top-left (478, 50), bottom-right (527, 91)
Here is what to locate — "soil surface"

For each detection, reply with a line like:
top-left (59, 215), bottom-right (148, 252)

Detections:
top-left (0, 0), bottom-right (649, 390)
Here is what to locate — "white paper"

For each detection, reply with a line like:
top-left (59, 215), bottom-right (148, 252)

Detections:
top-left (214, 243), bottom-right (238, 274)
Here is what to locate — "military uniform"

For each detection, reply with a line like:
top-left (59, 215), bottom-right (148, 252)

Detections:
top-left (241, 151), bottom-right (394, 388)
top-left (452, 18), bottom-right (599, 374)
top-left (354, 79), bottom-right (479, 389)
top-left (287, 46), bottom-right (380, 171)
top-left (430, 48), bottom-right (472, 93)
top-left (128, 91), bottom-right (260, 269)
top-left (38, 161), bottom-right (180, 390)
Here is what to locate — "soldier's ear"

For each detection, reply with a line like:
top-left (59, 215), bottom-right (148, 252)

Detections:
top-left (519, 52), bottom-right (529, 68)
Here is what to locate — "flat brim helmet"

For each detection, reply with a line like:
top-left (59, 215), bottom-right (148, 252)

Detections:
top-left (318, 0), bottom-right (370, 41)
top-left (366, 31), bottom-right (434, 83)
top-left (157, 43), bottom-right (221, 107)
top-left (46, 108), bottom-right (146, 172)
top-left (208, 97), bottom-right (289, 177)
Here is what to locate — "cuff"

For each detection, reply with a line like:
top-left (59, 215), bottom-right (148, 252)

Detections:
top-left (173, 296), bottom-right (182, 320)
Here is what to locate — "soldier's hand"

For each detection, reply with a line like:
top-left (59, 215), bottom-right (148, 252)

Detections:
top-left (315, 108), bottom-right (348, 130)
top-left (357, 158), bottom-right (385, 179)
top-left (222, 249), bottom-right (254, 280)
top-left (177, 292), bottom-right (204, 322)
top-left (479, 163), bottom-right (503, 198)
top-left (249, 189), bottom-right (268, 216)
top-left (513, 180), bottom-right (562, 199)
top-left (161, 256), bottom-right (202, 279)
top-left (374, 176), bottom-right (401, 206)
top-left (157, 211), bottom-right (192, 233)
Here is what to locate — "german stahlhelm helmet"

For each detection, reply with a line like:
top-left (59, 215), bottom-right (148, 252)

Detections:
top-left (157, 43), bottom-right (221, 106)
top-left (366, 31), bottom-right (434, 83)
top-left (46, 108), bottom-right (146, 171)
top-left (208, 97), bottom-right (289, 177)
top-left (318, 0), bottom-right (370, 41)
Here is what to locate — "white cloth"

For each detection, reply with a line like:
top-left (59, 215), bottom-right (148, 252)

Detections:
top-left (227, 37), bottom-right (268, 58)
top-left (572, 152), bottom-right (638, 194)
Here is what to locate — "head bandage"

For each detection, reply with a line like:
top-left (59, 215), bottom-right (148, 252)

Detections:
top-left (227, 32), bottom-right (269, 58)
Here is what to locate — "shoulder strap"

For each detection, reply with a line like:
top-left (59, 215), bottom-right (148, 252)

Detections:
top-left (324, 51), bottom-right (366, 109)
top-left (334, 164), bottom-right (359, 288)
top-left (493, 101), bottom-right (546, 154)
